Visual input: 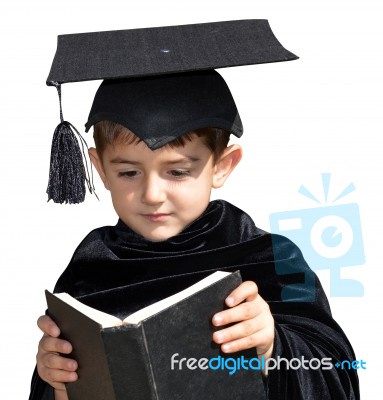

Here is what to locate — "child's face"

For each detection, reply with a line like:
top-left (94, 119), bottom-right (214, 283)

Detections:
top-left (90, 135), bottom-right (240, 242)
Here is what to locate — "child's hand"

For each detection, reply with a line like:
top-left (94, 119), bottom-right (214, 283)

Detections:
top-left (36, 315), bottom-right (78, 399)
top-left (212, 281), bottom-right (274, 361)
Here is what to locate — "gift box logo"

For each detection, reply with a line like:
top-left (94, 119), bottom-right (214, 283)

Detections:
top-left (269, 173), bottom-right (365, 300)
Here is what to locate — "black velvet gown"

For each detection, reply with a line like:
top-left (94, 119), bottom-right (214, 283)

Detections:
top-left (29, 200), bottom-right (359, 399)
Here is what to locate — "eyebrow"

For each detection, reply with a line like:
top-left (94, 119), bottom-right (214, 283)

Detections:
top-left (109, 157), bottom-right (140, 165)
top-left (165, 156), bottom-right (200, 165)
top-left (109, 156), bottom-right (200, 165)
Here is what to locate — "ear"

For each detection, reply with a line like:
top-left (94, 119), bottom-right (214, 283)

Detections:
top-left (88, 148), bottom-right (110, 190)
top-left (212, 144), bottom-right (242, 189)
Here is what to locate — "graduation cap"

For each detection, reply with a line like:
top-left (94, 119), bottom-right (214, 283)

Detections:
top-left (46, 19), bottom-right (298, 204)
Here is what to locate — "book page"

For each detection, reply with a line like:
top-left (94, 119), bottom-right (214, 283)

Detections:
top-left (124, 271), bottom-right (231, 324)
top-left (54, 292), bottom-right (123, 328)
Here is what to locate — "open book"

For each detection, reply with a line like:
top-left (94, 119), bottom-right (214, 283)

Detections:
top-left (49, 270), bottom-right (231, 328)
top-left (46, 270), bottom-right (266, 400)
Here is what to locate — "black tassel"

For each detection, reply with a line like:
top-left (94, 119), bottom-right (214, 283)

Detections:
top-left (47, 83), bottom-right (97, 204)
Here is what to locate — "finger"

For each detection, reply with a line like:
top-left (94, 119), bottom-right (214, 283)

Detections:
top-left (213, 298), bottom-right (266, 327)
top-left (219, 333), bottom-right (265, 354)
top-left (225, 281), bottom-right (259, 307)
top-left (221, 337), bottom-right (274, 358)
top-left (39, 336), bottom-right (73, 355)
top-left (213, 309), bottom-right (273, 341)
top-left (213, 318), bottom-right (258, 345)
top-left (39, 366), bottom-right (78, 387)
top-left (37, 315), bottom-right (60, 337)
top-left (51, 382), bottom-right (67, 392)
top-left (41, 352), bottom-right (78, 372)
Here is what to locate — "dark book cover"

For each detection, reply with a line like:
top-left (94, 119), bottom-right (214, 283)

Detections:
top-left (46, 271), bottom-right (266, 400)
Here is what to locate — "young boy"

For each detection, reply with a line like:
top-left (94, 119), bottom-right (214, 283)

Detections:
top-left (29, 21), bottom-right (359, 400)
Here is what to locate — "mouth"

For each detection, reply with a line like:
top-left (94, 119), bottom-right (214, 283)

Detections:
top-left (141, 213), bottom-right (171, 222)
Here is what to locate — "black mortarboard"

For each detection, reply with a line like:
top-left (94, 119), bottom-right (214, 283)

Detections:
top-left (46, 20), bottom-right (298, 204)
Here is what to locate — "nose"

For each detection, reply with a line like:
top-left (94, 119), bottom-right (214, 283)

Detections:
top-left (141, 173), bottom-right (166, 205)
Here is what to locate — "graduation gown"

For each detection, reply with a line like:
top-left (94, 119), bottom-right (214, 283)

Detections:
top-left (29, 200), bottom-right (359, 400)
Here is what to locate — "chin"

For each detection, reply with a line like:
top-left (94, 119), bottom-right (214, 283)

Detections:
top-left (141, 227), bottom-right (180, 242)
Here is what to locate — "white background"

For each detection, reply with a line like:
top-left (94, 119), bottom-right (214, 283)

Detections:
top-left (1, 0), bottom-right (381, 398)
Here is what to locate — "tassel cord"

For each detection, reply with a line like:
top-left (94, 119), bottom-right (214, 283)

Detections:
top-left (52, 81), bottom-right (64, 123)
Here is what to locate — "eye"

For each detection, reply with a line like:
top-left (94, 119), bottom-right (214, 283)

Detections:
top-left (118, 170), bottom-right (141, 178)
top-left (168, 169), bottom-right (191, 179)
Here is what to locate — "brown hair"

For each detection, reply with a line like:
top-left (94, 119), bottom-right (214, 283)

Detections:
top-left (93, 121), bottom-right (230, 163)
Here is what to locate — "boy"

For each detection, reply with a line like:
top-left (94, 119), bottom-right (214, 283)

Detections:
top-left (29, 21), bottom-right (359, 399)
